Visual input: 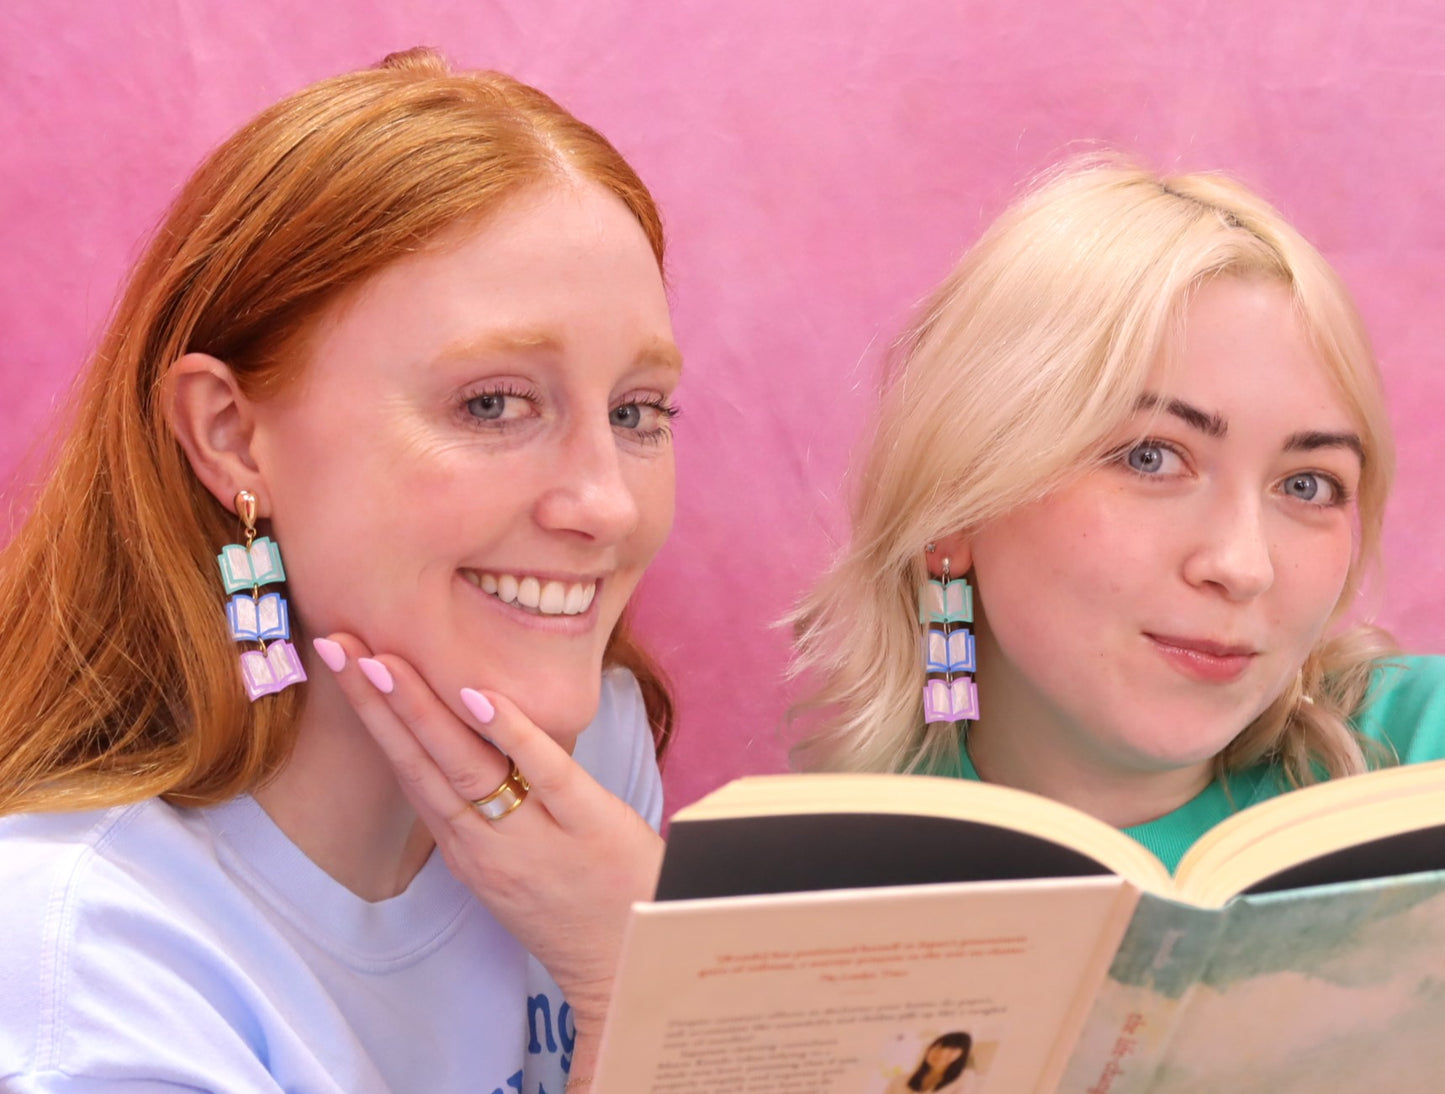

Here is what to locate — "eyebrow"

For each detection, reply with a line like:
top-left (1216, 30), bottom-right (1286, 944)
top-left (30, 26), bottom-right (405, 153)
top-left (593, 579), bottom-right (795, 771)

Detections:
top-left (638, 335), bottom-right (685, 373)
top-left (437, 330), bottom-right (561, 361)
top-left (1285, 429), bottom-right (1366, 464)
top-left (1134, 393), bottom-right (1366, 465)
top-left (438, 330), bottom-right (684, 372)
top-left (1135, 393), bottom-right (1226, 438)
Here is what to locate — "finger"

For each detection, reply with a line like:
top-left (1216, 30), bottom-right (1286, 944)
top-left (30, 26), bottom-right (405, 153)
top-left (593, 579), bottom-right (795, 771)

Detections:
top-left (369, 654), bottom-right (517, 806)
top-left (464, 690), bottom-right (609, 829)
top-left (312, 634), bottom-right (508, 826)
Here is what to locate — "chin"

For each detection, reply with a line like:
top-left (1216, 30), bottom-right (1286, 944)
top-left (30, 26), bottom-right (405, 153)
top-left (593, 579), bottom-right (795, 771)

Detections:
top-left (508, 676), bottom-right (605, 743)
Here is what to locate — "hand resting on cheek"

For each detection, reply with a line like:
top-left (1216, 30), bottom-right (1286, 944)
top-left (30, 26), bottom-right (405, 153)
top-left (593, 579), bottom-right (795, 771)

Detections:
top-left (315, 631), bottom-right (664, 1066)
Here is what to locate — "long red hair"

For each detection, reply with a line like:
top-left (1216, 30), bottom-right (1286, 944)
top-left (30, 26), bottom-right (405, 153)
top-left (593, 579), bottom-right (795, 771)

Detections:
top-left (0, 48), bottom-right (673, 815)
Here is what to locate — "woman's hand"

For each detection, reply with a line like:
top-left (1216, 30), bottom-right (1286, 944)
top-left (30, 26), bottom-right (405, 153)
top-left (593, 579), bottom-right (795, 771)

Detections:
top-left (312, 632), bottom-right (663, 1044)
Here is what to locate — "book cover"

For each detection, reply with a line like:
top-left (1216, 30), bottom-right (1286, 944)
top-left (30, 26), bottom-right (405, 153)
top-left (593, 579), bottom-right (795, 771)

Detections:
top-left (1063, 871), bottom-right (1445, 1092)
top-left (595, 878), bottom-right (1138, 1092)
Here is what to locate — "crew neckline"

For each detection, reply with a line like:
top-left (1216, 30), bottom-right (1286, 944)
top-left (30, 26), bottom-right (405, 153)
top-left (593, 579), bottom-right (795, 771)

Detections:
top-left (202, 794), bottom-right (475, 970)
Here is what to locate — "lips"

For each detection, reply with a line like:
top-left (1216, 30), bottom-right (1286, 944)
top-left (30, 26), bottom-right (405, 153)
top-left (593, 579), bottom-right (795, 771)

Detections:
top-left (461, 570), bottom-right (597, 616)
top-left (1146, 633), bottom-right (1259, 683)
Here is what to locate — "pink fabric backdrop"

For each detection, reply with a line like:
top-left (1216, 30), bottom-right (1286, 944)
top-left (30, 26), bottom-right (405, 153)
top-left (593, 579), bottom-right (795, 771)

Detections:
top-left (3, 0), bottom-right (1442, 815)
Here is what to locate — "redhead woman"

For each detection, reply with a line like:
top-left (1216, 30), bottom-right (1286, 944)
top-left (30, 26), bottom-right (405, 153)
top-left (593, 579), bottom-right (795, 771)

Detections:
top-left (0, 49), bottom-right (678, 1092)
top-left (793, 160), bottom-right (1445, 869)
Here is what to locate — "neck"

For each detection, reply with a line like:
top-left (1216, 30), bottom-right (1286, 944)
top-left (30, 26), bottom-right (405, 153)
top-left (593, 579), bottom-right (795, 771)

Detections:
top-left (968, 725), bottom-right (1210, 828)
top-left (253, 658), bottom-right (435, 902)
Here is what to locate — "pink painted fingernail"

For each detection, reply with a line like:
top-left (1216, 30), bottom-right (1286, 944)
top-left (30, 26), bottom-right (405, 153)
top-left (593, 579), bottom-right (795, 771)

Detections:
top-left (312, 637), bottom-right (346, 672)
top-left (460, 687), bottom-right (495, 725)
top-left (357, 657), bottom-right (394, 694)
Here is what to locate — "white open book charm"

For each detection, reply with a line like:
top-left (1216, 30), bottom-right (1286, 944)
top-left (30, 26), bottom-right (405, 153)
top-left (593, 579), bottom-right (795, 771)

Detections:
top-left (217, 538), bottom-right (287, 594)
top-left (226, 592), bottom-right (291, 643)
top-left (925, 626), bottom-right (976, 674)
top-left (918, 577), bottom-right (974, 625)
top-left (924, 676), bottom-right (980, 722)
top-left (240, 639), bottom-right (307, 700)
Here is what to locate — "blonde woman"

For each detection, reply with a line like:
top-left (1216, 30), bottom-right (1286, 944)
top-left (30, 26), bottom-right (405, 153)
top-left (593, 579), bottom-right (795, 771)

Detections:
top-left (0, 49), bottom-right (678, 1091)
top-left (793, 160), bottom-right (1445, 869)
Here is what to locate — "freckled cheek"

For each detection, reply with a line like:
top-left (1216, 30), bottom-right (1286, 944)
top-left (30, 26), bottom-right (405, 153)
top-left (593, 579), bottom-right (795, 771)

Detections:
top-left (1288, 541), bottom-right (1355, 634)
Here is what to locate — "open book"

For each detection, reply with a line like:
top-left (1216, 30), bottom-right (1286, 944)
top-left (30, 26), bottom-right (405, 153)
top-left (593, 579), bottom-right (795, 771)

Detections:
top-left (239, 639), bottom-right (306, 700)
top-left (226, 591), bottom-right (291, 643)
top-left (217, 537), bottom-right (287, 594)
top-left (594, 765), bottom-right (1445, 1093)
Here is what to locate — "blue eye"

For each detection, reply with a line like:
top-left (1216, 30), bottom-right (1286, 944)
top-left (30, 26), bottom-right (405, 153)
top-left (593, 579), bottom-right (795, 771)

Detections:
top-left (463, 386), bottom-right (534, 425)
top-left (610, 398), bottom-right (679, 444)
top-left (1284, 474), bottom-right (1317, 500)
top-left (1281, 473), bottom-right (1340, 505)
top-left (466, 393), bottom-right (507, 421)
top-left (1125, 442), bottom-right (1171, 474)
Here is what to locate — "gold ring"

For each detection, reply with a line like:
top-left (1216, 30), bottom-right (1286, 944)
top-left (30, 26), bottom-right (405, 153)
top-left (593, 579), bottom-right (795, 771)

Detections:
top-left (471, 760), bottom-right (530, 821)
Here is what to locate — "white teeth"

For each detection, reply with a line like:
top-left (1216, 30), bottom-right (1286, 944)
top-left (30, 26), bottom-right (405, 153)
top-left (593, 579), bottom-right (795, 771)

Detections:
top-left (562, 583), bottom-right (587, 614)
top-left (517, 576), bottom-right (541, 609)
top-left (539, 581), bottom-right (566, 614)
top-left (466, 570), bottom-right (597, 616)
top-left (496, 574), bottom-right (519, 604)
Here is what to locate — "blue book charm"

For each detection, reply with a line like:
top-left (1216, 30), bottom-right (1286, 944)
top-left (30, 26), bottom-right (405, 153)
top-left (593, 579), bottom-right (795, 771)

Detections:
top-left (226, 592), bottom-right (291, 643)
top-left (924, 626), bottom-right (977, 674)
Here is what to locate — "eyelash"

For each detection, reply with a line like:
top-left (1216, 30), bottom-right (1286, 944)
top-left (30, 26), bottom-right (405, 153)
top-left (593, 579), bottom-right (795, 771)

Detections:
top-left (1112, 438), bottom-right (1352, 508)
top-left (616, 397), bottom-right (681, 446)
top-left (460, 385), bottom-right (681, 445)
top-left (462, 382), bottom-right (534, 425)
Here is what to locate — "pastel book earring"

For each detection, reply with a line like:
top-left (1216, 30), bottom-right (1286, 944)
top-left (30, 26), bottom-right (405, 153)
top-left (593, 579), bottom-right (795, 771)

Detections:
top-left (219, 490), bottom-right (306, 700)
top-left (920, 551), bottom-right (979, 724)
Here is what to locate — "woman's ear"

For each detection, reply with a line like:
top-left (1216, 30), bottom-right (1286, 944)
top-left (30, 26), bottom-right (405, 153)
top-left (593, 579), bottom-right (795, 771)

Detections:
top-left (927, 531), bottom-right (973, 578)
top-left (165, 353), bottom-right (264, 512)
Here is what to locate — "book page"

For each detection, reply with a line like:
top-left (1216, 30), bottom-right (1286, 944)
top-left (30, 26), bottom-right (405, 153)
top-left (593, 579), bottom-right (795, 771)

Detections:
top-left (595, 877), bottom-right (1138, 1094)
top-left (257, 592), bottom-right (282, 635)
top-left (220, 543), bottom-right (251, 584)
top-left (1175, 759), bottom-right (1445, 904)
top-left (228, 595), bottom-right (259, 639)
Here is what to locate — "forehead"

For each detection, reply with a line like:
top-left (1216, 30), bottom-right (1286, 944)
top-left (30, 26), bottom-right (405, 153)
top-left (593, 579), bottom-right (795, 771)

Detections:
top-left (289, 181), bottom-right (674, 392)
top-left (1146, 277), bottom-right (1356, 431)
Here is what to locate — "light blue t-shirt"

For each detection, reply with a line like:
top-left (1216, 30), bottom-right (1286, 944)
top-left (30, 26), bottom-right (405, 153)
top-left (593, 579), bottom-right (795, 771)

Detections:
top-left (953, 655), bottom-right (1445, 873)
top-left (0, 668), bottom-right (663, 1094)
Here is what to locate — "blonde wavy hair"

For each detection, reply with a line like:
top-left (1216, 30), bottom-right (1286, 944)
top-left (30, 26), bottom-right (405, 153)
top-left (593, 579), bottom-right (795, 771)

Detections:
top-left (791, 158), bottom-right (1397, 785)
top-left (0, 48), bottom-right (675, 817)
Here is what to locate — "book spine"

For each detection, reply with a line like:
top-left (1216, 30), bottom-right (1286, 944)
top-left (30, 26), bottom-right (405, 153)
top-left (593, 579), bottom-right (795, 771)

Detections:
top-left (1055, 895), bottom-right (1224, 1094)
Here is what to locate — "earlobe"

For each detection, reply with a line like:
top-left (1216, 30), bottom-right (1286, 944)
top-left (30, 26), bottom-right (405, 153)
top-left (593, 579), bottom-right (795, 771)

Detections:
top-left (165, 353), bottom-right (264, 513)
top-left (926, 532), bottom-right (973, 578)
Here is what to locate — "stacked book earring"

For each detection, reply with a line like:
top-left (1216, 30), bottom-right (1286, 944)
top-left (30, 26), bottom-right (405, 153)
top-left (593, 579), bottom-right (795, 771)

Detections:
top-left (920, 554), bottom-right (978, 724)
top-left (218, 489), bottom-right (306, 699)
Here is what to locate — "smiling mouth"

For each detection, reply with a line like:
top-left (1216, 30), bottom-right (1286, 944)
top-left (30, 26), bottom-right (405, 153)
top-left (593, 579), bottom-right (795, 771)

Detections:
top-left (461, 570), bottom-right (597, 616)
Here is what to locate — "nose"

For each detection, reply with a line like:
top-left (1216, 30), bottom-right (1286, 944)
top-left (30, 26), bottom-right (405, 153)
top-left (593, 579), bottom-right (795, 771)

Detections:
top-left (533, 418), bottom-right (640, 544)
top-left (1180, 491), bottom-right (1275, 601)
